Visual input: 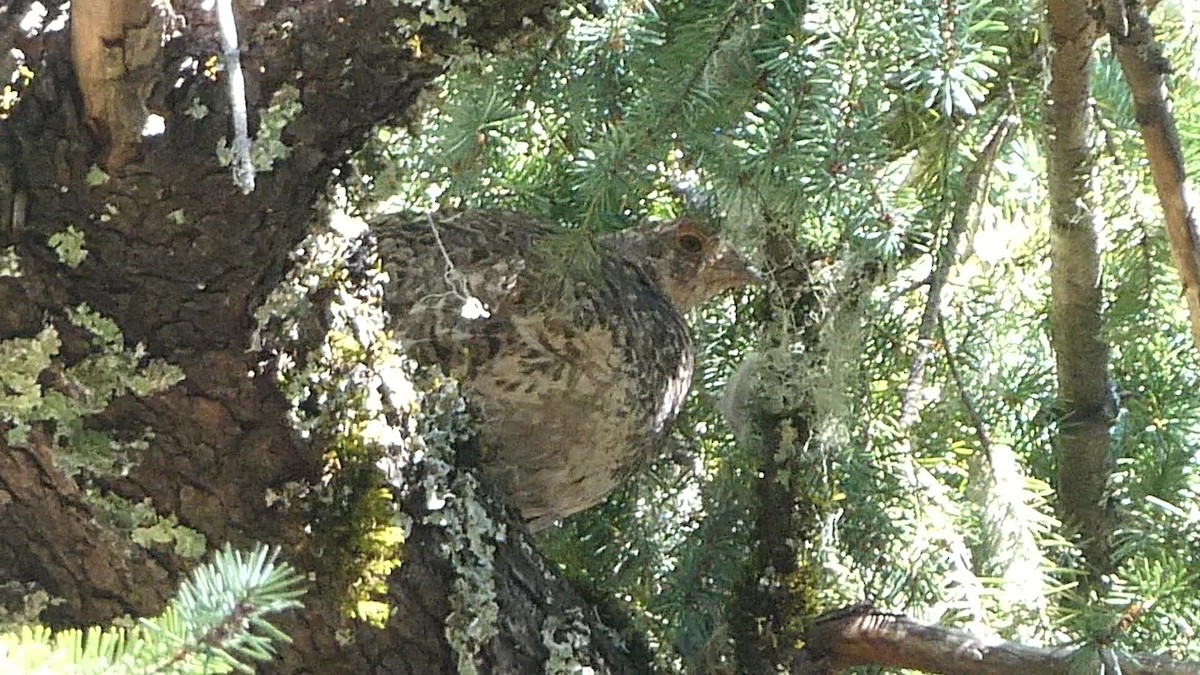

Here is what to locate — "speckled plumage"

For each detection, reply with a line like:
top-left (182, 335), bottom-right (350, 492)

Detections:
top-left (373, 209), bottom-right (758, 529)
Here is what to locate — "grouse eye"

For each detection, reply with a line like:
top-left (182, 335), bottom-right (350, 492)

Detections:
top-left (677, 233), bottom-right (704, 254)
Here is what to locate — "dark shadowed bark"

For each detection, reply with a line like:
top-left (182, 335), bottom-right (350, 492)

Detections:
top-left (0, 1), bottom-right (648, 670)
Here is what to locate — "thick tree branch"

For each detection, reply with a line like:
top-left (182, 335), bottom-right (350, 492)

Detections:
top-left (792, 606), bottom-right (1200, 675)
top-left (1107, 2), bottom-right (1200, 351)
top-left (1045, 0), bottom-right (1116, 581)
top-left (372, 473), bottom-right (644, 674)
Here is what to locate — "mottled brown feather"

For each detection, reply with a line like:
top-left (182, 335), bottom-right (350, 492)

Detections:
top-left (373, 208), bottom-right (758, 529)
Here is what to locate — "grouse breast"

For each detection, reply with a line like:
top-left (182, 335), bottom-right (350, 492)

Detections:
top-left (373, 209), bottom-right (757, 529)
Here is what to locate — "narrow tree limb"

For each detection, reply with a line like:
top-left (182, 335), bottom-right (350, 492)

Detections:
top-left (1108, 2), bottom-right (1200, 350)
top-left (937, 317), bottom-right (992, 452)
top-left (792, 606), bottom-right (1200, 675)
top-left (940, 315), bottom-right (1049, 609)
top-left (886, 117), bottom-right (1021, 619)
top-left (898, 113), bottom-right (1016, 427)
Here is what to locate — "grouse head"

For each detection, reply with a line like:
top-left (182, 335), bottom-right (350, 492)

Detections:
top-left (610, 217), bottom-right (763, 311)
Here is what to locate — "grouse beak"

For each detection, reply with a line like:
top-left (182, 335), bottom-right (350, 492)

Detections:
top-left (713, 248), bottom-right (766, 289)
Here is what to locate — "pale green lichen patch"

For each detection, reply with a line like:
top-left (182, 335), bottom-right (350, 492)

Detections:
top-left (0, 304), bottom-right (183, 476)
top-left (184, 98), bottom-right (208, 120)
top-left (0, 298), bottom-right (194, 569)
top-left (85, 165), bottom-right (110, 187)
top-left (0, 247), bottom-right (20, 277)
top-left (0, 326), bottom-right (60, 444)
top-left (65, 304), bottom-right (185, 399)
top-left (402, 0), bottom-right (468, 28)
top-left (426, 466), bottom-right (503, 675)
top-left (88, 492), bottom-right (208, 559)
top-left (255, 210), bottom-right (504, 659)
top-left (364, 335), bottom-right (501, 672)
top-left (254, 214), bottom-right (409, 626)
top-left (48, 226), bottom-right (86, 268)
top-left (542, 608), bottom-right (599, 675)
top-left (217, 84), bottom-right (302, 174)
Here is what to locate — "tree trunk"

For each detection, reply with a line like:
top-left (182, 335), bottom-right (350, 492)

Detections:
top-left (1045, 0), bottom-right (1117, 582)
top-left (0, 1), bottom-right (641, 670)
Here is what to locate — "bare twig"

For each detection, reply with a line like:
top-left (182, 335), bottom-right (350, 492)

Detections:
top-left (898, 114), bottom-right (1018, 427)
top-left (215, 0), bottom-right (255, 193)
top-left (425, 213), bottom-right (489, 318)
top-left (936, 317), bottom-right (991, 451)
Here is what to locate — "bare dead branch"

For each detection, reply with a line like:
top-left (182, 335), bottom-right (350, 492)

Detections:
top-left (1109, 2), bottom-right (1200, 350)
top-left (883, 112), bottom-right (1019, 620)
top-left (937, 317), bottom-right (991, 451)
top-left (793, 607), bottom-right (1200, 675)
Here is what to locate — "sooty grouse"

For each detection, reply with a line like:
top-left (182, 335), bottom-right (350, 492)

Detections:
top-left (374, 209), bottom-right (760, 530)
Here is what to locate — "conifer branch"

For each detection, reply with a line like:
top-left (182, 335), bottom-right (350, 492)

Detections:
top-left (655, 1), bottom-right (750, 134)
top-left (0, 544), bottom-right (304, 673)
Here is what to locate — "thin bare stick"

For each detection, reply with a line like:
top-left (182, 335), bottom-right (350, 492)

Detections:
top-left (898, 114), bottom-right (1018, 427)
top-left (215, 0), bottom-right (255, 193)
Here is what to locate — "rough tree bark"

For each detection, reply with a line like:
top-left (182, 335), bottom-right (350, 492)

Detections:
top-left (0, 1), bottom-right (644, 671)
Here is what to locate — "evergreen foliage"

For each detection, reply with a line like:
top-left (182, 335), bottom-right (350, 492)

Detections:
top-left (0, 544), bottom-right (303, 674)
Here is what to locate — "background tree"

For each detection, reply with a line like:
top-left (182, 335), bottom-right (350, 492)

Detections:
top-left (2, 0), bottom-right (1200, 674)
